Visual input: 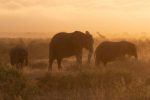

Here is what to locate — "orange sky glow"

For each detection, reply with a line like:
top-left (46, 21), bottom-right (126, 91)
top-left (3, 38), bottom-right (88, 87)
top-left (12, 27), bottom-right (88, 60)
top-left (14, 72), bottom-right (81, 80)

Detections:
top-left (0, 0), bottom-right (150, 38)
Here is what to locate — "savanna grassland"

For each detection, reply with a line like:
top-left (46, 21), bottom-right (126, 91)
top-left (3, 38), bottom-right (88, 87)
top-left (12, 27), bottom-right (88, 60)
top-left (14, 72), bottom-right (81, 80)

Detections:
top-left (0, 37), bottom-right (150, 100)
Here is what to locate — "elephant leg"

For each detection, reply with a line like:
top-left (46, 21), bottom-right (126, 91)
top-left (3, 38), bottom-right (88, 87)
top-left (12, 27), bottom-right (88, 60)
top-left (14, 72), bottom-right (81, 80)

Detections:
top-left (76, 52), bottom-right (82, 65)
top-left (87, 51), bottom-right (93, 64)
top-left (57, 58), bottom-right (62, 70)
top-left (16, 63), bottom-right (19, 70)
top-left (20, 63), bottom-right (23, 70)
top-left (103, 61), bottom-right (107, 66)
top-left (49, 58), bottom-right (54, 71)
top-left (95, 59), bottom-right (100, 66)
top-left (18, 63), bottom-right (21, 70)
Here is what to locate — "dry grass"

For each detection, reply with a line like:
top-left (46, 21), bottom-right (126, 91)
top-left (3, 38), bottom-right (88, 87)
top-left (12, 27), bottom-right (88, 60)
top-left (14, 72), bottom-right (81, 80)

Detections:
top-left (1, 60), bottom-right (150, 100)
top-left (34, 61), bottom-right (150, 100)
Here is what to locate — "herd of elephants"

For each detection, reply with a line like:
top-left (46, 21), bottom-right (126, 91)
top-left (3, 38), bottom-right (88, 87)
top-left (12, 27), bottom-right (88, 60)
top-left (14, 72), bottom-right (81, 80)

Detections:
top-left (9, 31), bottom-right (138, 71)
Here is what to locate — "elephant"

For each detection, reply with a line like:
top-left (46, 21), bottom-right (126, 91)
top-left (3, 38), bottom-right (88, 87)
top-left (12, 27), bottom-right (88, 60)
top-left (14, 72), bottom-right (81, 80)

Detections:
top-left (9, 45), bottom-right (28, 69)
top-left (95, 41), bottom-right (137, 66)
top-left (49, 31), bottom-right (94, 71)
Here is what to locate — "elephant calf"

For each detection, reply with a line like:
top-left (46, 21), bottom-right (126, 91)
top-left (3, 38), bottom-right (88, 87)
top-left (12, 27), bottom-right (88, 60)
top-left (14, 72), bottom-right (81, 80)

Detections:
top-left (95, 41), bottom-right (138, 66)
top-left (10, 45), bottom-right (28, 69)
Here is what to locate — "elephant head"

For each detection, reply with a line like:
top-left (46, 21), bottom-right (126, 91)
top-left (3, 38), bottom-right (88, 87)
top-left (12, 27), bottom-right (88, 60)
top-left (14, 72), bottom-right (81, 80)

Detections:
top-left (120, 41), bottom-right (138, 59)
top-left (126, 45), bottom-right (138, 59)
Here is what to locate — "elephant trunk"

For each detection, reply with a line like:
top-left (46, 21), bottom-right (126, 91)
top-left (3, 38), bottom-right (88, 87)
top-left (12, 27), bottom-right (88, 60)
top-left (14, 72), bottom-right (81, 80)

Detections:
top-left (134, 53), bottom-right (138, 59)
top-left (87, 47), bottom-right (93, 64)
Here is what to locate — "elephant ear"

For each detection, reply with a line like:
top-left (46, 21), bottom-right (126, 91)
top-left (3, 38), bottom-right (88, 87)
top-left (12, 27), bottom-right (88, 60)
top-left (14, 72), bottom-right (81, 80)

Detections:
top-left (85, 31), bottom-right (90, 35)
top-left (86, 31), bottom-right (93, 38)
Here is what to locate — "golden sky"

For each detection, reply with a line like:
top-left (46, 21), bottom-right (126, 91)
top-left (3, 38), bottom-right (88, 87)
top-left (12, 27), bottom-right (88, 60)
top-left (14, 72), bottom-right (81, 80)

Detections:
top-left (0, 0), bottom-right (150, 34)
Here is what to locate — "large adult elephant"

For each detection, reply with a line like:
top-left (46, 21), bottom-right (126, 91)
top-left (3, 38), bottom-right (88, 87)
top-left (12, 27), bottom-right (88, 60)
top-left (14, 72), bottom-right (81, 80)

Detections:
top-left (95, 41), bottom-right (137, 66)
top-left (49, 31), bottom-right (94, 70)
top-left (9, 45), bottom-right (28, 69)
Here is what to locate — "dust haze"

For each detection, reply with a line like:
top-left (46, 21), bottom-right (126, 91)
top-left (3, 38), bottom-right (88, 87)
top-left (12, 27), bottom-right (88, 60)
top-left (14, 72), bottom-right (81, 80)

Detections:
top-left (0, 33), bottom-right (150, 100)
top-left (1, 0), bottom-right (150, 100)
